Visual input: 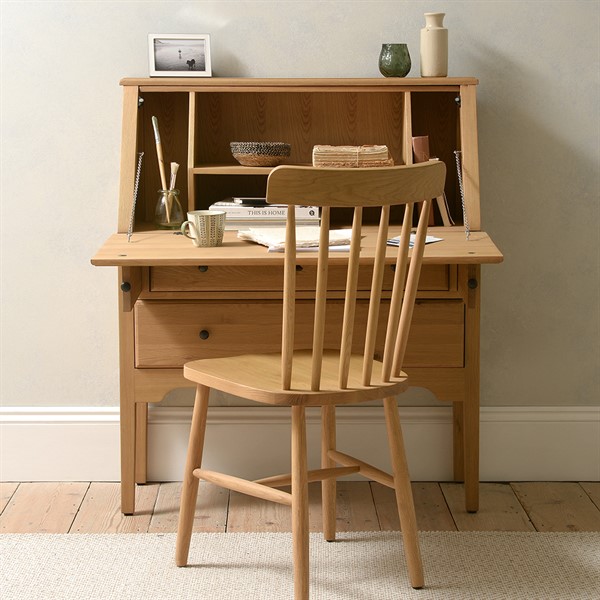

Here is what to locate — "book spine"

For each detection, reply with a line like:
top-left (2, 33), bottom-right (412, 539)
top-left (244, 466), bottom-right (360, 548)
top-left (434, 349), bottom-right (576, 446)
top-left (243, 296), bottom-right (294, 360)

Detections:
top-left (209, 204), bottom-right (319, 219)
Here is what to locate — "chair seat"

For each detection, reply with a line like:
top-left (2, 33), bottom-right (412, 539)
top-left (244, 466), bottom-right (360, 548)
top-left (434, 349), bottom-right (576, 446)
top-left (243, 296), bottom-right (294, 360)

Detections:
top-left (183, 349), bottom-right (409, 406)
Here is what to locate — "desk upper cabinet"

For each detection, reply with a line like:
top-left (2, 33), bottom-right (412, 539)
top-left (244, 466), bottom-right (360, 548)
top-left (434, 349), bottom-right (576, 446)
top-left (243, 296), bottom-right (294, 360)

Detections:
top-left (118, 78), bottom-right (481, 233)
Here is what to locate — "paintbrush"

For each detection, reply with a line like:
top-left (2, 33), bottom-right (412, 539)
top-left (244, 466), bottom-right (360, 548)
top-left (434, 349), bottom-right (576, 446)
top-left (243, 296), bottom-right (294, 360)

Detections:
top-left (169, 162), bottom-right (179, 191)
top-left (152, 116), bottom-right (170, 221)
top-left (167, 162), bottom-right (179, 222)
top-left (151, 116), bottom-right (168, 190)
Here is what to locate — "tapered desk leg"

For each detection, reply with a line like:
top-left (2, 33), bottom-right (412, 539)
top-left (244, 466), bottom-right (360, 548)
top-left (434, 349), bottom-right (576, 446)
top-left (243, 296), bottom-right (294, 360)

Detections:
top-left (118, 267), bottom-right (137, 515)
top-left (135, 403), bottom-right (148, 484)
top-left (120, 398), bottom-right (136, 515)
top-left (452, 402), bottom-right (465, 482)
top-left (463, 264), bottom-right (481, 513)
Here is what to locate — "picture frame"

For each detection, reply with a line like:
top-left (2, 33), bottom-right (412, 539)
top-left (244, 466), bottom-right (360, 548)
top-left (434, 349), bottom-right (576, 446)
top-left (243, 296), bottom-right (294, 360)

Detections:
top-left (148, 34), bottom-right (212, 77)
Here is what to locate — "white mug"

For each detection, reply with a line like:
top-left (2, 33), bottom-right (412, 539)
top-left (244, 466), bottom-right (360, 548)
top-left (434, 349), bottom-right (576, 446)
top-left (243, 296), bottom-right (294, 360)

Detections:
top-left (181, 210), bottom-right (226, 247)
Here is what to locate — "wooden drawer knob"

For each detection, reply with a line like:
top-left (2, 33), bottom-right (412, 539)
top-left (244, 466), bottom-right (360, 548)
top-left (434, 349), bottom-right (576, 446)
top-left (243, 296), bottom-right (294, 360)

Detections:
top-left (197, 266), bottom-right (209, 272)
top-left (199, 330), bottom-right (210, 340)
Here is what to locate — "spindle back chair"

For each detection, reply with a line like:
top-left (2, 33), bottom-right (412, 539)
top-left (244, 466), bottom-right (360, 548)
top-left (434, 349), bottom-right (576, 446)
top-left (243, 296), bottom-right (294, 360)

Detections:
top-left (176, 160), bottom-right (447, 599)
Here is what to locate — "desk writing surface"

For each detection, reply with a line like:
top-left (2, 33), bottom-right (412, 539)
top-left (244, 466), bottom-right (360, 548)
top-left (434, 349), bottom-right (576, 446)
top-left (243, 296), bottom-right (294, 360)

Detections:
top-left (91, 227), bottom-right (503, 267)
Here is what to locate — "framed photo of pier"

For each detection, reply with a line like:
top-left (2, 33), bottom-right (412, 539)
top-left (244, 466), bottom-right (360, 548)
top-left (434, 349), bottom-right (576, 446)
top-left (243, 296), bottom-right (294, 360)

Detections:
top-left (148, 34), bottom-right (212, 77)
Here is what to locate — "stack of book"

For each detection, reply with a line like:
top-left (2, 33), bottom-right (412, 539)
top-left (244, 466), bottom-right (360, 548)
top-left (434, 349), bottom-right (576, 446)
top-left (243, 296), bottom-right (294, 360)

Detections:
top-left (312, 144), bottom-right (394, 168)
top-left (208, 198), bottom-right (320, 230)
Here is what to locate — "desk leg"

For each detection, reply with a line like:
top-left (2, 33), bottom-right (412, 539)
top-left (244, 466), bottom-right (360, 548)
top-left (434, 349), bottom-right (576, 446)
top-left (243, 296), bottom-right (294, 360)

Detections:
top-left (463, 264), bottom-right (481, 513)
top-left (452, 402), bottom-right (464, 481)
top-left (135, 403), bottom-right (148, 484)
top-left (120, 397), bottom-right (136, 515)
top-left (118, 267), bottom-right (137, 515)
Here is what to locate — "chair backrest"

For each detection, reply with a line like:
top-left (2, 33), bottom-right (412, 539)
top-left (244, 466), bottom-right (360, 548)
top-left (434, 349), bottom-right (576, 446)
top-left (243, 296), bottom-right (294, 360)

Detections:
top-left (265, 161), bottom-right (446, 391)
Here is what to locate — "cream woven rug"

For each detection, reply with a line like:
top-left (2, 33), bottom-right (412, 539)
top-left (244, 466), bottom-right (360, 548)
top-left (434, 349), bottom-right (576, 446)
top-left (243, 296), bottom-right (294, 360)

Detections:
top-left (2, 531), bottom-right (599, 599)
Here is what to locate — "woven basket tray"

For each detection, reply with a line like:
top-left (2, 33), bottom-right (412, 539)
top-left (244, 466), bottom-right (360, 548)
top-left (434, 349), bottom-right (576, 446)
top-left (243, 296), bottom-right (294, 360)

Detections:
top-left (231, 153), bottom-right (288, 167)
top-left (231, 142), bottom-right (291, 167)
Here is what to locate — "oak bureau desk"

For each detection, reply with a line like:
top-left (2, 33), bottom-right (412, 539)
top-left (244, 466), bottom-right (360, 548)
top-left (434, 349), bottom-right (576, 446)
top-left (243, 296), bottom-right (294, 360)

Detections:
top-left (92, 77), bottom-right (503, 515)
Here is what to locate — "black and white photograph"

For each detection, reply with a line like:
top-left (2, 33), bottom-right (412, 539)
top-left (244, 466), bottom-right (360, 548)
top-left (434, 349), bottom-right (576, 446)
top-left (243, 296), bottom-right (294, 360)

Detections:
top-left (148, 34), bottom-right (211, 77)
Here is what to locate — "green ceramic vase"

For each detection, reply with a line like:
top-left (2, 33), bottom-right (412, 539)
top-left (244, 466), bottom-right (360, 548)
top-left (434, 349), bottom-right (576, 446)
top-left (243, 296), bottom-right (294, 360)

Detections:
top-left (379, 43), bottom-right (411, 77)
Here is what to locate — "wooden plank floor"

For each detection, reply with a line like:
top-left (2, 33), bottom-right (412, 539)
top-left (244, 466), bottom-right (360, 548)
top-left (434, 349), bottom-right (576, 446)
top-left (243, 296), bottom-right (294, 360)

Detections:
top-left (1, 481), bottom-right (599, 534)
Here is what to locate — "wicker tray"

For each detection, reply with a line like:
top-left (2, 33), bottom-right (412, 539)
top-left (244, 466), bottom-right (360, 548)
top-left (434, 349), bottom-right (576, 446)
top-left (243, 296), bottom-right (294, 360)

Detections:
top-left (231, 142), bottom-right (291, 167)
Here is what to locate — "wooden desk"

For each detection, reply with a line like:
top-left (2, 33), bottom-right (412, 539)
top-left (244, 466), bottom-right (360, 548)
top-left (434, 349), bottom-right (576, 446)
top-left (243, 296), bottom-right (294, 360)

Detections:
top-left (94, 76), bottom-right (502, 514)
top-left (92, 227), bottom-right (503, 514)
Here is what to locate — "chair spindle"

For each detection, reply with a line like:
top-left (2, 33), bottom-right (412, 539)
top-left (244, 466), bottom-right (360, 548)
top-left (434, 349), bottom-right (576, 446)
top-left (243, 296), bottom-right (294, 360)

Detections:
top-left (392, 199), bottom-right (431, 377)
top-left (362, 205), bottom-right (391, 386)
top-left (338, 206), bottom-right (363, 389)
top-left (282, 206), bottom-right (297, 389)
top-left (311, 206), bottom-right (331, 391)
top-left (382, 203), bottom-right (414, 381)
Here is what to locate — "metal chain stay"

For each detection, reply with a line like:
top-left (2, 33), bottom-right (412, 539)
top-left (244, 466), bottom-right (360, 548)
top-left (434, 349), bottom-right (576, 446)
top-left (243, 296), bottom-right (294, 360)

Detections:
top-left (127, 152), bottom-right (144, 242)
top-left (454, 150), bottom-right (470, 240)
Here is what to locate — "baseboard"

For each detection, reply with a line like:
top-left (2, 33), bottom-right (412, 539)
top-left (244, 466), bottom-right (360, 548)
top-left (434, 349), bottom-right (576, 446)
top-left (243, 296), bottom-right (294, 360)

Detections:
top-left (1, 406), bottom-right (598, 482)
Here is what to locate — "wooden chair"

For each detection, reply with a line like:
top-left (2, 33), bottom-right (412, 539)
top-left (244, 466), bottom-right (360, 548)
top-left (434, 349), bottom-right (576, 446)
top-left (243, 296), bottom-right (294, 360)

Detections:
top-left (175, 160), bottom-right (446, 598)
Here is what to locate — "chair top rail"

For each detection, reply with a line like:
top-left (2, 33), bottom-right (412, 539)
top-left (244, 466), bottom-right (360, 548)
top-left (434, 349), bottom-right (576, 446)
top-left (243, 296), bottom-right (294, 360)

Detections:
top-left (266, 162), bottom-right (446, 207)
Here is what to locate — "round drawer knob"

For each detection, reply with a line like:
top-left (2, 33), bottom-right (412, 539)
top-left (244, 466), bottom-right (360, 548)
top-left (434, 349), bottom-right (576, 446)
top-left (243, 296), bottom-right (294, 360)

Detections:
top-left (468, 278), bottom-right (478, 290)
top-left (198, 266), bottom-right (209, 272)
top-left (199, 330), bottom-right (210, 340)
top-left (120, 282), bottom-right (131, 292)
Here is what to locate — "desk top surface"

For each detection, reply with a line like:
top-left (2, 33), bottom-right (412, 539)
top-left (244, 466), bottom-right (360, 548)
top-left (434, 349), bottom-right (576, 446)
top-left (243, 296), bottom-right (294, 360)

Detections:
top-left (91, 227), bottom-right (503, 267)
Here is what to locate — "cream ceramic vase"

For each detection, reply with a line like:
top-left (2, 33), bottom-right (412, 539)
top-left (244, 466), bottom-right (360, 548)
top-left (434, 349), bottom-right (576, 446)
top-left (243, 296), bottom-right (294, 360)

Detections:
top-left (420, 12), bottom-right (448, 77)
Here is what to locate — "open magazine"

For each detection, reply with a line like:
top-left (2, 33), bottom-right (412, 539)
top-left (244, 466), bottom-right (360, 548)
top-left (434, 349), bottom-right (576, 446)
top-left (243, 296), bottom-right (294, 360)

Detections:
top-left (237, 227), bottom-right (352, 252)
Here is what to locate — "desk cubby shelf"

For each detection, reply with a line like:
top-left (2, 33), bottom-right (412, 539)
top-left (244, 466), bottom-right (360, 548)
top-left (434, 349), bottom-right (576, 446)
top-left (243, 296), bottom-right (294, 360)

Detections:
top-left (120, 78), bottom-right (480, 233)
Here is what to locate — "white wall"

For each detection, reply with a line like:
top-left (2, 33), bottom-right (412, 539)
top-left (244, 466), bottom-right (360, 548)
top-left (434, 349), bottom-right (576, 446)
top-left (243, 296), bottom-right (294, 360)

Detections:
top-left (1, 1), bottom-right (598, 409)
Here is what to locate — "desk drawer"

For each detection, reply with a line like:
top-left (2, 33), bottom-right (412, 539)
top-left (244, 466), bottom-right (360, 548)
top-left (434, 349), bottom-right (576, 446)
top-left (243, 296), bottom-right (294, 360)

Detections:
top-left (134, 299), bottom-right (463, 368)
top-left (149, 264), bottom-right (450, 292)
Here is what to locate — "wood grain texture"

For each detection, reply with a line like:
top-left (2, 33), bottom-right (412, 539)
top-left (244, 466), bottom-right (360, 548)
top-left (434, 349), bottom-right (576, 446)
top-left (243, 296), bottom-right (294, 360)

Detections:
top-left (148, 263), bottom-right (450, 293)
top-left (117, 85), bottom-right (140, 232)
top-left (0, 482), bottom-right (19, 514)
top-left (226, 489), bottom-right (293, 532)
top-left (384, 396), bottom-right (424, 588)
top-left (371, 482), bottom-right (456, 531)
top-left (511, 482), bottom-right (600, 532)
top-left (332, 481), bottom-right (380, 532)
top-left (580, 482), bottom-right (600, 511)
top-left (0, 482), bottom-right (88, 533)
top-left (92, 228), bottom-right (503, 267)
top-left (4, 482), bottom-right (599, 533)
top-left (122, 77), bottom-right (478, 89)
top-left (176, 384), bottom-right (210, 566)
top-left (195, 469), bottom-right (292, 505)
top-left (458, 84), bottom-right (481, 230)
top-left (442, 483), bottom-right (535, 532)
top-left (266, 163), bottom-right (445, 207)
top-left (136, 299), bottom-right (463, 369)
top-left (118, 266), bottom-right (137, 515)
top-left (70, 482), bottom-right (159, 533)
top-left (149, 482), bottom-right (228, 533)
top-left (195, 91), bottom-right (406, 166)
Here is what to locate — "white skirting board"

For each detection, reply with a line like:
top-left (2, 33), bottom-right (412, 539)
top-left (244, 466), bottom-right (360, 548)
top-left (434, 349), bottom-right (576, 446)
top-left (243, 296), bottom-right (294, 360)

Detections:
top-left (1, 406), bottom-right (599, 482)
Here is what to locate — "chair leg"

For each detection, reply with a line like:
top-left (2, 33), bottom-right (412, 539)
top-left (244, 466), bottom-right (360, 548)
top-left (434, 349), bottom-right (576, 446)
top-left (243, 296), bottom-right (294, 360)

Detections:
top-left (383, 397), bottom-right (424, 589)
top-left (321, 405), bottom-right (337, 541)
top-left (292, 405), bottom-right (309, 600)
top-left (176, 385), bottom-right (210, 567)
